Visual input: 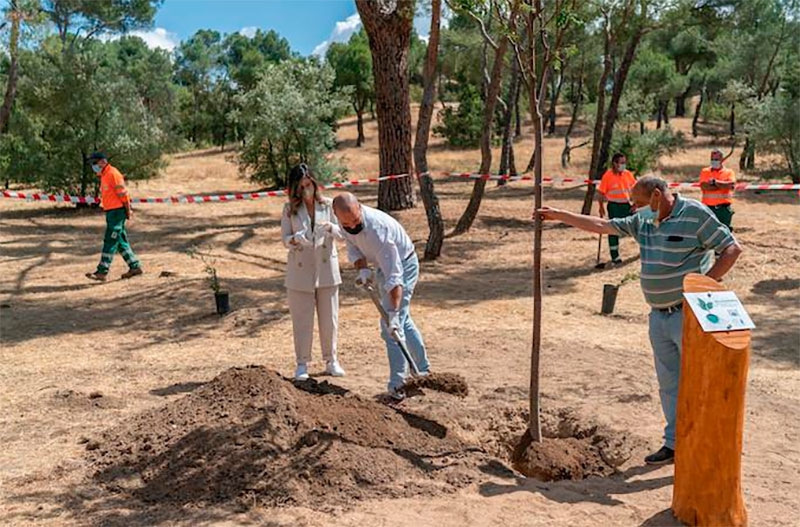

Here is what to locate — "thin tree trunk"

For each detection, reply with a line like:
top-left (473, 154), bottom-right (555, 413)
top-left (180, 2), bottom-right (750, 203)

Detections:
top-left (0, 3), bottom-right (21, 134)
top-left (587, 22), bottom-right (612, 196)
top-left (692, 87), bottom-right (704, 137)
top-left (413, 0), bottom-right (445, 260)
top-left (355, 105), bottom-right (365, 147)
top-left (357, 0), bottom-right (416, 211)
top-left (674, 83), bottom-right (691, 117)
top-left (656, 101), bottom-right (663, 129)
top-left (729, 103), bottom-right (735, 136)
top-left (526, 0), bottom-right (547, 445)
top-left (498, 60), bottom-right (521, 186)
top-left (546, 62), bottom-right (565, 135)
top-left (515, 86), bottom-right (522, 137)
top-left (453, 0), bottom-right (520, 236)
top-left (581, 27), bottom-right (643, 214)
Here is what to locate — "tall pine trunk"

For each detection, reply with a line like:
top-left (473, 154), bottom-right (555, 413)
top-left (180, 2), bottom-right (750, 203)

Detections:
top-left (413, 0), bottom-right (445, 260)
top-left (356, 0), bottom-right (415, 211)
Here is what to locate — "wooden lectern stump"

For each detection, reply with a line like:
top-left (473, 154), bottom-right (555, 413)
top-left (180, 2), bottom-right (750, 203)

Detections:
top-left (672, 273), bottom-right (751, 526)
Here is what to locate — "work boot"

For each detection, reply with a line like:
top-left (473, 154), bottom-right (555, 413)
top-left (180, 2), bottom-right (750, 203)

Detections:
top-left (325, 360), bottom-right (345, 377)
top-left (121, 267), bottom-right (143, 279)
top-left (86, 272), bottom-right (108, 282)
top-left (644, 446), bottom-right (674, 465)
top-left (388, 386), bottom-right (406, 401)
top-left (294, 363), bottom-right (309, 381)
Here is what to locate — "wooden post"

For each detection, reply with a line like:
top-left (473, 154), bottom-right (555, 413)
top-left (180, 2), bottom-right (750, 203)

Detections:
top-left (672, 273), bottom-right (751, 527)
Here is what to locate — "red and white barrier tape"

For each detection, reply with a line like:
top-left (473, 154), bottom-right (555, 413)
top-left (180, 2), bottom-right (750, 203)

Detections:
top-left (0, 173), bottom-right (412, 204)
top-left (445, 172), bottom-right (800, 191)
top-left (3, 171), bottom-right (797, 204)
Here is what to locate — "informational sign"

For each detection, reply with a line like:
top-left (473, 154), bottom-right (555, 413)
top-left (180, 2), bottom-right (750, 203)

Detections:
top-left (683, 291), bottom-right (756, 333)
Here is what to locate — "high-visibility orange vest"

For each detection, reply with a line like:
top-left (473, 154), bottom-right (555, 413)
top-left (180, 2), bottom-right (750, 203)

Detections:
top-left (99, 164), bottom-right (129, 211)
top-left (598, 169), bottom-right (636, 203)
top-left (699, 166), bottom-right (736, 206)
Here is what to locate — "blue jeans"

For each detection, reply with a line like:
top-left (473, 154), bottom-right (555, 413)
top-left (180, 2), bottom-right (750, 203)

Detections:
top-left (376, 254), bottom-right (431, 391)
top-left (648, 307), bottom-right (684, 450)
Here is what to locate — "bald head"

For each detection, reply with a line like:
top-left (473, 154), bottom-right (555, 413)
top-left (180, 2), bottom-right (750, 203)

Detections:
top-left (333, 192), bottom-right (363, 232)
top-left (332, 192), bottom-right (359, 214)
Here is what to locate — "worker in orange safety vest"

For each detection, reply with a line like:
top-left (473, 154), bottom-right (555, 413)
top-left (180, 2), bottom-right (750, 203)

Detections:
top-left (699, 148), bottom-right (736, 229)
top-left (85, 152), bottom-right (143, 282)
top-left (597, 153), bottom-right (637, 265)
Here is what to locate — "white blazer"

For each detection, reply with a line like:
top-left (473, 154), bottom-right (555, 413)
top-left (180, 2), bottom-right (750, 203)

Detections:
top-left (281, 197), bottom-right (343, 292)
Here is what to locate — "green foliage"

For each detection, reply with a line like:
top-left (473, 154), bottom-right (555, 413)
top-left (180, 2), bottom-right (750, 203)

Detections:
top-left (234, 60), bottom-right (349, 186)
top-left (611, 128), bottom-right (685, 177)
top-left (2, 36), bottom-right (172, 193)
top-left (743, 90), bottom-right (800, 182)
top-left (326, 29), bottom-right (373, 116)
top-left (433, 84), bottom-right (484, 148)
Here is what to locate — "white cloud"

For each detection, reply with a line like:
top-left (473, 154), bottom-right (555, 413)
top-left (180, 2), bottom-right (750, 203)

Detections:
top-left (312, 13), bottom-right (362, 57)
top-left (312, 7), bottom-right (452, 57)
top-left (239, 26), bottom-right (259, 38)
top-left (103, 27), bottom-right (179, 52)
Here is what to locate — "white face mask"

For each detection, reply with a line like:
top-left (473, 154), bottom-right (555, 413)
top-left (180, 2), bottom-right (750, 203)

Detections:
top-left (91, 164), bottom-right (102, 174)
top-left (710, 160), bottom-right (721, 169)
top-left (617, 163), bottom-right (626, 172)
top-left (301, 186), bottom-right (315, 200)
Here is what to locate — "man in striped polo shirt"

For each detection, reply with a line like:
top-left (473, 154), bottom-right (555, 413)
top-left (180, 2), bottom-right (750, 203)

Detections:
top-left (537, 175), bottom-right (742, 465)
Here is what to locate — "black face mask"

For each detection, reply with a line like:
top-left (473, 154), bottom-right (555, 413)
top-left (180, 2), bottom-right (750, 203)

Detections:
top-left (343, 223), bottom-right (364, 235)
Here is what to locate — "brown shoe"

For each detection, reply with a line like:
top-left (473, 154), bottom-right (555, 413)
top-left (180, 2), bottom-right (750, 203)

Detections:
top-left (121, 267), bottom-right (143, 279)
top-left (86, 272), bottom-right (108, 282)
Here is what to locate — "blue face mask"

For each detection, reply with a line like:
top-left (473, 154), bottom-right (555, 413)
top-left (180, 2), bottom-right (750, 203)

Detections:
top-left (91, 164), bottom-right (102, 174)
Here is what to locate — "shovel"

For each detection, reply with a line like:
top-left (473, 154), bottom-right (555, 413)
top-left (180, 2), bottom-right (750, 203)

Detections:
top-left (359, 280), bottom-right (421, 377)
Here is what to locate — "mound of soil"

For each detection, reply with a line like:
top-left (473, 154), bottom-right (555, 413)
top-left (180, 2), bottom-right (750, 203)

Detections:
top-left (405, 372), bottom-right (469, 397)
top-left (87, 366), bottom-right (478, 511)
top-left (510, 408), bottom-right (638, 481)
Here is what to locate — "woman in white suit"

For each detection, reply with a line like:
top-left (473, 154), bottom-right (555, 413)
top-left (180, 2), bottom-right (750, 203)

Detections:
top-left (281, 164), bottom-right (346, 381)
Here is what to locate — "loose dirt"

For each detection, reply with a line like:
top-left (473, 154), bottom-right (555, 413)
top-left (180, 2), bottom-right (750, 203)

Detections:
top-left (405, 372), bottom-right (469, 397)
top-left (87, 366), bottom-right (480, 511)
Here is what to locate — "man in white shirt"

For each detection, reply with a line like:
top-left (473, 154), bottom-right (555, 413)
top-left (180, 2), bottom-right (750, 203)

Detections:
top-left (332, 193), bottom-right (431, 399)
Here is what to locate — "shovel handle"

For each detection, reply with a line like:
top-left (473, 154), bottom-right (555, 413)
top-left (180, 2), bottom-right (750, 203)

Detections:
top-left (363, 283), bottom-right (421, 376)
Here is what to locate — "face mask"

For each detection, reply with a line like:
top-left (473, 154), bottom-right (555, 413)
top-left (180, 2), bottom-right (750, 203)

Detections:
top-left (343, 223), bottom-right (364, 235)
top-left (91, 164), bottom-right (102, 174)
top-left (710, 160), bottom-right (721, 169)
top-left (301, 186), bottom-right (315, 200)
top-left (617, 164), bottom-right (626, 172)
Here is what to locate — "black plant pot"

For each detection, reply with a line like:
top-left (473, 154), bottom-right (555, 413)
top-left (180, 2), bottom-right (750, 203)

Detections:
top-left (601, 284), bottom-right (619, 315)
top-left (215, 291), bottom-right (230, 315)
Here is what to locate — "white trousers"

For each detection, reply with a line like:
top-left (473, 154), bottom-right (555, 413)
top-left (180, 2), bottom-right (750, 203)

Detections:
top-left (287, 286), bottom-right (339, 365)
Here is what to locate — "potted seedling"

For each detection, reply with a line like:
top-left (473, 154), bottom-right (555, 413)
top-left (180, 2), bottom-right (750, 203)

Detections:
top-left (601, 271), bottom-right (639, 315)
top-left (188, 246), bottom-right (230, 315)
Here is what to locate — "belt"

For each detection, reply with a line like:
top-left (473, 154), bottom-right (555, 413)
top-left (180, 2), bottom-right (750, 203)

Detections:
top-left (655, 303), bottom-right (683, 314)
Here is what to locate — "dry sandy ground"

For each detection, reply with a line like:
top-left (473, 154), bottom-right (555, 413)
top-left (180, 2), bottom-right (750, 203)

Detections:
top-left (1, 111), bottom-right (799, 527)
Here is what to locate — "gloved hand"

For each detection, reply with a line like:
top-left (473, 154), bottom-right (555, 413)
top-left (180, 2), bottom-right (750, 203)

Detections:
top-left (316, 221), bottom-right (333, 235)
top-left (386, 309), bottom-right (401, 334)
top-left (291, 229), bottom-right (312, 248)
top-left (355, 267), bottom-right (373, 286)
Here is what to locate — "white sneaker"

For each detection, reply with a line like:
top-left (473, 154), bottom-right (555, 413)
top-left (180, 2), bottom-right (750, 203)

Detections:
top-left (325, 360), bottom-right (346, 377)
top-left (294, 363), bottom-right (309, 381)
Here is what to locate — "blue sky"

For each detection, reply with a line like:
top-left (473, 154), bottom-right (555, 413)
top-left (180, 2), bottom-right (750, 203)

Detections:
top-left (124, 0), bottom-right (443, 56)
